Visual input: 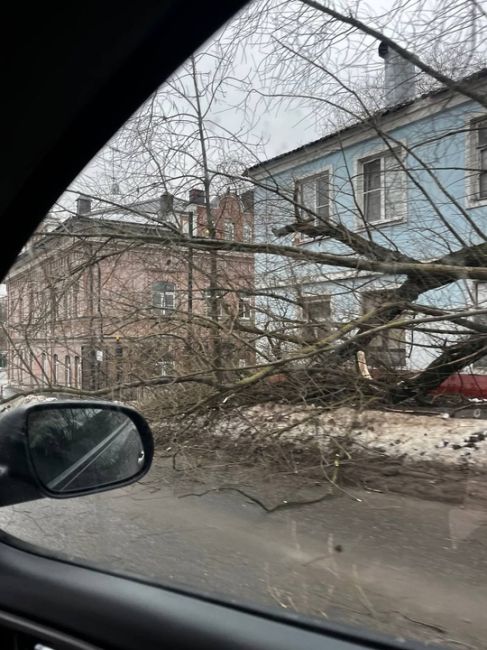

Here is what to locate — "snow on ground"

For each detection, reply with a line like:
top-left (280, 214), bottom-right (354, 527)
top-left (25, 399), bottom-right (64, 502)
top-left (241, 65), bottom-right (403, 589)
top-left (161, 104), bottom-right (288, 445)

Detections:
top-left (202, 404), bottom-right (487, 470)
top-left (350, 410), bottom-right (487, 467)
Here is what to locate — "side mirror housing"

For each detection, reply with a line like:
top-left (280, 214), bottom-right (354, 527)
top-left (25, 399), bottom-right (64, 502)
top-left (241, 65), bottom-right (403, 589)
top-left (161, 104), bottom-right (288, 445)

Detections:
top-left (0, 400), bottom-right (154, 507)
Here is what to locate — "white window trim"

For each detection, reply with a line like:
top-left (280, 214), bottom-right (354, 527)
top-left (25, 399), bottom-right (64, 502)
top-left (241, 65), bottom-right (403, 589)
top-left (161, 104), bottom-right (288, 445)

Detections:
top-left (465, 112), bottom-right (487, 208)
top-left (152, 282), bottom-right (176, 315)
top-left (353, 144), bottom-right (408, 230)
top-left (238, 293), bottom-right (252, 320)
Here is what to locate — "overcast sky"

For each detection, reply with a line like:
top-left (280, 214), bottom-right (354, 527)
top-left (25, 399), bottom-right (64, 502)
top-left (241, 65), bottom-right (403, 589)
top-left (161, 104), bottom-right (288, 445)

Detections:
top-left (61, 0), bottom-right (487, 212)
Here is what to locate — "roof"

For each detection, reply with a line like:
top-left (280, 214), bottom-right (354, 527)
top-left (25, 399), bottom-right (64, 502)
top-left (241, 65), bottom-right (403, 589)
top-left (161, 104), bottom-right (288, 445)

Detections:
top-left (10, 189), bottom-right (250, 271)
top-left (84, 195), bottom-right (190, 226)
top-left (246, 67), bottom-right (487, 175)
top-left (73, 191), bottom-right (243, 227)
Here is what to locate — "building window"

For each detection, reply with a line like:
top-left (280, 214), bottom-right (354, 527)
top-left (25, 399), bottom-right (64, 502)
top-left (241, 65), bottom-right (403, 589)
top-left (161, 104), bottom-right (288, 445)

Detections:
top-left (72, 285), bottom-right (79, 317)
top-left (296, 172), bottom-right (330, 223)
top-left (52, 354), bottom-right (59, 384)
top-left (41, 352), bottom-right (47, 385)
top-left (64, 289), bottom-right (72, 319)
top-left (238, 293), bottom-right (252, 320)
top-left (301, 295), bottom-right (332, 339)
top-left (243, 223), bottom-right (253, 242)
top-left (51, 291), bottom-right (57, 318)
top-left (74, 356), bottom-right (81, 388)
top-left (18, 292), bottom-right (24, 323)
top-left (469, 118), bottom-right (487, 200)
top-left (157, 353), bottom-right (175, 377)
top-left (152, 281), bottom-right (176, 315)
top-left (65, 355), bottom-right (71, 386)
top-left (18, 350), bottom-right (23, 383)
top-left (28, 285), bottom-right (35, 314)
top-left (223, 221), bottom-right (235, 240)
top-left (63, 285), bottom-right (80, 318)
top-left (181, 215), bottom-right (191, 236)
top-left (358, 149), bottom-right (406, 225)
top-left (474, 282), bottom-right (487, 367)
top-left (363, 158), bottom-right (382, 223)
top-left (477, 121), bottom-right (487, 198)
top-left (242, 223), bottom-right (251, 242)
top-left (361, 291), bottom-right (406, 369)
top-left (205, 289), bottom-right (225, 319)
top-left (475, 282), bottom-right (487, 318)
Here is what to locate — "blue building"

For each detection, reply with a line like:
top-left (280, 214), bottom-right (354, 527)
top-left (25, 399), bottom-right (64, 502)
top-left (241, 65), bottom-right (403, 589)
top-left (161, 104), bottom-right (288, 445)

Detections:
top-left (247, 44), bottom-right (487, 373)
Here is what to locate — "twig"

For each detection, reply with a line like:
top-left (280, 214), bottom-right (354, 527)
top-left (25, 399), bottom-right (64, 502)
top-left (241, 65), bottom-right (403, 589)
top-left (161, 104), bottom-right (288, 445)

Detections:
top-left (396, 612), bottom-right (446, 635)
top-left (178, 485), bottom-right (339, 512)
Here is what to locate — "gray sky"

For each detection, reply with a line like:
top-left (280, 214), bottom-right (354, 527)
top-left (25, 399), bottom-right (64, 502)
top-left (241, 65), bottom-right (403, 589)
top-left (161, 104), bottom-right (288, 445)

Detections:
top-left (60, 0), bottom-right (487, 210)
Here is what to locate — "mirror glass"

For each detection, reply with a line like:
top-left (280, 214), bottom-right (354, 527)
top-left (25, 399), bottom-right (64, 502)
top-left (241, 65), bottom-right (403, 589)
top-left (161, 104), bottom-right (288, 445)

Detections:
top-left (27, 406), bottom-right (145, 493)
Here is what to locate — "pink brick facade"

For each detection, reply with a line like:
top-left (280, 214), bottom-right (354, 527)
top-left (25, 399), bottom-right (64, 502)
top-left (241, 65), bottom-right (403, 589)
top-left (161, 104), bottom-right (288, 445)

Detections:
top-left (6, 192), bottom-right (254, 394)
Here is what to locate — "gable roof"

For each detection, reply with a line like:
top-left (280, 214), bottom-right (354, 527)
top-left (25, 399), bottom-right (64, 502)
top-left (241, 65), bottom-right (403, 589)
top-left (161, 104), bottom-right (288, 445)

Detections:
top-left (246, 67), bottom-right (487, 176)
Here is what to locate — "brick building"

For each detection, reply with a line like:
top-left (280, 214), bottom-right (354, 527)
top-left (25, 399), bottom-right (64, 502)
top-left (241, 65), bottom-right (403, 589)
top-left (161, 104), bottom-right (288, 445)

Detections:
top-left (6, 188), bottom-right (254, 394)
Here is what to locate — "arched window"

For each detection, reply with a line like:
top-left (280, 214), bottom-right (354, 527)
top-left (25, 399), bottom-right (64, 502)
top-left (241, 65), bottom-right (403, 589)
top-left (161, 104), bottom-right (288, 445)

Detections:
top-left (53, 354), bottom-right (58, 384)
top-left (41, 353), bottom-right (47, 385)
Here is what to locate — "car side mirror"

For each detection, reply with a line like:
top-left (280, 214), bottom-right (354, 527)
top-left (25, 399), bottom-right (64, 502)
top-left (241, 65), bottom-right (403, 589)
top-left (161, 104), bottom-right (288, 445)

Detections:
top-left (0, 400), bottom-right (154, 506)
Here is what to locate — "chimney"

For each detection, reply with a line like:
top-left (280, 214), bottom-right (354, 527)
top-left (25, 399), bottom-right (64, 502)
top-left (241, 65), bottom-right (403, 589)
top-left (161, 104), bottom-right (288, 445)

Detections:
top-left (188, 187), bottom-right (205, 205)
top-left (160, 192), bottom-right (174, 215)
top-left (241, 189), bottom-right (254, 212)
top-left (378, 41), bottom-right (416, 106)
top-left (76, 194), bottom-right (91, 215)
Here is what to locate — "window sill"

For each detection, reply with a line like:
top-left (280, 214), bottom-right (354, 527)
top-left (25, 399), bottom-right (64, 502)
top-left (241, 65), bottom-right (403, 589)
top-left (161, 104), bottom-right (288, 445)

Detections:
top-left (355, 217), bottom-right (407, 232)
top-left (293, 233), bottom-right (332, 246)
top-left (466, 197), bottom-right (487, 209)
top-left (152, 308), bottom-right (176, 316)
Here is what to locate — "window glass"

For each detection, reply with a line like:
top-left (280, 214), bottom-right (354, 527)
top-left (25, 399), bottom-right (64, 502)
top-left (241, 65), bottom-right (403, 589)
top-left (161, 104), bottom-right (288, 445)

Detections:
top-left (152, 282), bottom-right (176, 314)
top-left (478, 119), bottom-right (487, 147)
top-left (238, 293), bottom-right (252, 319)
top-left (480, 149), bottom-right (487, 197)
top-left (362, 291), bottom-right (406, 369)
top-left (223, 221), bottom-right (235, 239)
top-left (205, 289), bottom-right (225, 318)
top-left (52, 354), bottom-right (58, 384)
top-left (297, 173), bottom-right (329, 223)
top-left (363, 158), bottom-right (382, 222)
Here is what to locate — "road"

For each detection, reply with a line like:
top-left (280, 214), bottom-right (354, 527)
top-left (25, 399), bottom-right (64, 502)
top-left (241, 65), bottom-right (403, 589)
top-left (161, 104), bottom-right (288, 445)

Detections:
top-left (0, 457), bottom-right (486, 649)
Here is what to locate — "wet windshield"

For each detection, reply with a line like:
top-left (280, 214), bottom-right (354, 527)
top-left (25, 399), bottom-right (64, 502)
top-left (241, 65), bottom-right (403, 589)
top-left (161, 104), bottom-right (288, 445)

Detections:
top-left (1, 0), bottom-right (487, 647)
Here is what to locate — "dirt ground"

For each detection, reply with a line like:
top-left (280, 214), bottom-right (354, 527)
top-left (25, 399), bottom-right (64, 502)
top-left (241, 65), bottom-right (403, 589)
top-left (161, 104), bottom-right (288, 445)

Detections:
top-left (151, 403), bottom-right (487, 510)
